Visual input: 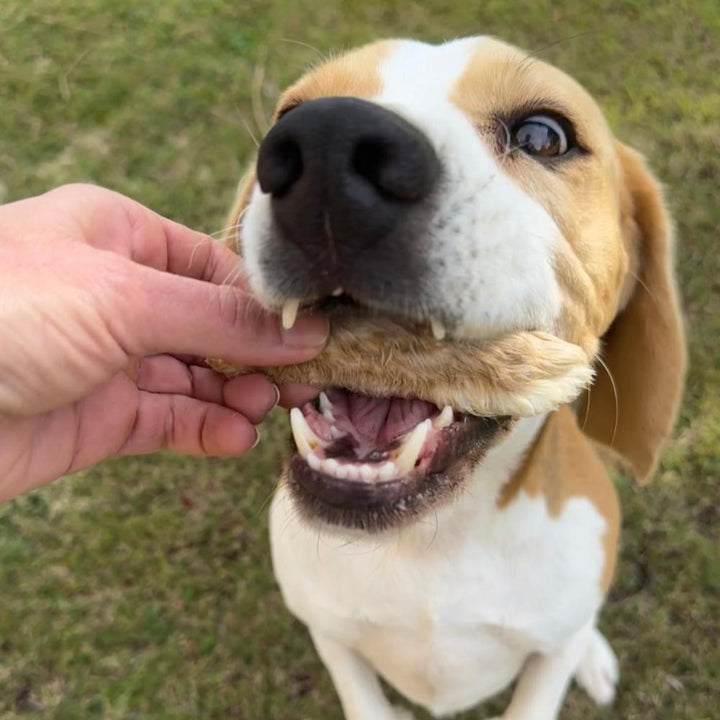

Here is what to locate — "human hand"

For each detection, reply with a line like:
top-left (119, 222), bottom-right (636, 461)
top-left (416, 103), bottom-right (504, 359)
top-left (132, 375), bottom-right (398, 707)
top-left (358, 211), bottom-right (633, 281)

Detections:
top-left (0, 184), bottom-right (328, 500)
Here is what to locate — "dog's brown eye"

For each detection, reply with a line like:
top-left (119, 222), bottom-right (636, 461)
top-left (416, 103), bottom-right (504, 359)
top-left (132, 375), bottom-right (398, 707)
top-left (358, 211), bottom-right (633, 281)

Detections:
top-left (513, 115), bottom-right (568, 157)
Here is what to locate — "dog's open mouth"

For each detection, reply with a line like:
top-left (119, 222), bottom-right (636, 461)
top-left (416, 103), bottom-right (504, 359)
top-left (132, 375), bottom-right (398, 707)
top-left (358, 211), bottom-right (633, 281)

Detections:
top-left (209, 295), bottom-right (594, 529)
top-left (285, 387), bottom-right (514, 531)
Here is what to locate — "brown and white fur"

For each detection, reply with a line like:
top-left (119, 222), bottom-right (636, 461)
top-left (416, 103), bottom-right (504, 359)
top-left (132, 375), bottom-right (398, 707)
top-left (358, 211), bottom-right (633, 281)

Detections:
top-left (215, 37), bottom-right (685, 720)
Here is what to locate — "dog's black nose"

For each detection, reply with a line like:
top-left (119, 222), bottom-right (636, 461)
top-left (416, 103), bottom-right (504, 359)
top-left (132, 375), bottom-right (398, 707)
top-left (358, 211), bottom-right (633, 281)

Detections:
top-left (256, 97), bottom-right (439, 288)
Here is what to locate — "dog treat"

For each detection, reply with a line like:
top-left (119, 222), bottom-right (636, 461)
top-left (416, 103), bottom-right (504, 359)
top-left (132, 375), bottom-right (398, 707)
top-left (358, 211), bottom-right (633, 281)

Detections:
top-left (208, 314), bottom-right (596, 417)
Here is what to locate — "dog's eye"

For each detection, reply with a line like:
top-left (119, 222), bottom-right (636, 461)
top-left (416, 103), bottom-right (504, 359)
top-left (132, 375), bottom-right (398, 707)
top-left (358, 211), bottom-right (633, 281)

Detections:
top-left (513, 115), bottom-right (569, 157)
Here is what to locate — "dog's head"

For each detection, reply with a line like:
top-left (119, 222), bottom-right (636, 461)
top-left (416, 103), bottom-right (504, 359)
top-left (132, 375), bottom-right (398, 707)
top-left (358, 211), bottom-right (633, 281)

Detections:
top-left (217, 37), bottom-right (685, 530)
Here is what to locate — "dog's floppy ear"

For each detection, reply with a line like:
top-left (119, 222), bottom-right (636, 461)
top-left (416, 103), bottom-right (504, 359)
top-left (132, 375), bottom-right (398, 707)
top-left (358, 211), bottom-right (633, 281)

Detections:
top-left (581, 142), bottom-right (686, 482)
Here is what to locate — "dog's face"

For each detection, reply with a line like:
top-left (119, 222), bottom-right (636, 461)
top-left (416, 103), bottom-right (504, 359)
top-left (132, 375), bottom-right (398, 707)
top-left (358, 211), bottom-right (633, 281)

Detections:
top-left (223, 37), bottom-right (685, 531)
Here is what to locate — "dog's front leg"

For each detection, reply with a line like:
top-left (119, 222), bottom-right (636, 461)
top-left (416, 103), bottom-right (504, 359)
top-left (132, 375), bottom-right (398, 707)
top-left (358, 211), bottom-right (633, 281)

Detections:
top-left (494, 621), bottom-right (595, 720)
top-left (311, 631), bottom-right (415, 720)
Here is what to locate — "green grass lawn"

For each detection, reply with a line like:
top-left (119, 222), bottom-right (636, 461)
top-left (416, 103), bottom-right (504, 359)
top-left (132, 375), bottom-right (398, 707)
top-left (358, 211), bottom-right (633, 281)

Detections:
top-left (1, 1), bottom-right (719, 718)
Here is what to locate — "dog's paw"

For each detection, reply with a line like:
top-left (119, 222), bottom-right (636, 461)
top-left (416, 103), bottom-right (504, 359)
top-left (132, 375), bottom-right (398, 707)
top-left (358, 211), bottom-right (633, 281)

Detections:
top-left (575, 628), bottom-right (619, 706)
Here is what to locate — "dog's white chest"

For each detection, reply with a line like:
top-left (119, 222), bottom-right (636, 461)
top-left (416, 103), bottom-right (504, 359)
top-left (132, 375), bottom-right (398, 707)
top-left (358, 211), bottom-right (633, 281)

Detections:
top-left (269, 482), bottom-right (606, 716)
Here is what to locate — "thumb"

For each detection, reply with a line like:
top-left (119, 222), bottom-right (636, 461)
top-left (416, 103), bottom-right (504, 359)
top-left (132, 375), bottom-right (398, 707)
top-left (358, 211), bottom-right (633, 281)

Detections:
top-left (120, 264), bottom-right (329, 366)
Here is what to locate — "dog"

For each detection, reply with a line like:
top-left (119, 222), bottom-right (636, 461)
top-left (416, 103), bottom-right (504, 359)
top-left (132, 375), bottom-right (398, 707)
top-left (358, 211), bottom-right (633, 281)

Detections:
top-left (214, 36), bottom-right (685, 720)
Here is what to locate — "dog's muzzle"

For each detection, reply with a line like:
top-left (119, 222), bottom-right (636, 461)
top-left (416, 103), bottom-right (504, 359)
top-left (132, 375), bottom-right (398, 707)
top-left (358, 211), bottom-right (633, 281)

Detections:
top-left (255, 96), bottom-right (440, 301)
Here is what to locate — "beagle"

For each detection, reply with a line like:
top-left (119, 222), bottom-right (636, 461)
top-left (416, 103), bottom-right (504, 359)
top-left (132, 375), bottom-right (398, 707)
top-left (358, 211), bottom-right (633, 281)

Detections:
top-left (212, 36), bottom-right (685, 720)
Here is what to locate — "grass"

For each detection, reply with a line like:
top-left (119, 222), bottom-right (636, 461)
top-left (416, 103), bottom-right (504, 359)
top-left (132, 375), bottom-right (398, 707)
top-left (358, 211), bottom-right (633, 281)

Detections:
top-left (0, 0), bottom-right (718, 718)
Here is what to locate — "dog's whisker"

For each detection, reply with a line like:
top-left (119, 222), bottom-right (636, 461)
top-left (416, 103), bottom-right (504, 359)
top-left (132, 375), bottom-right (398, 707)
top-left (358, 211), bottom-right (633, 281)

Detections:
top-left (207, 224), bottom-right (242, 239)
top-left (256, 484), bottom-right (279, 518)
top-left (280, 37), bottom-right (327, 61)
top-left (628, 270), bottom-right (660, 307)
top-left (251, 48), bottom-right (270, 135)
top-left (186, 234), bottom-right (214, 273)
top-left (212, 206), bottom-right (249, 240)
top-left (497, 117), bottom-right (512, 155)
top-left (235, 106), bottom-right (261, 149)
top-left (220, 264), bottom-right (245, 287)
top-left (596, 355), bottom-right (619, 449)
top-left (315, 525), bottom-right (323, 560)
top-left (425, 510), bottom-right (440, 550)
top-left (581, 385), bottom-right (592, 432)
top-left (527, 30), bottom-right (599, 61)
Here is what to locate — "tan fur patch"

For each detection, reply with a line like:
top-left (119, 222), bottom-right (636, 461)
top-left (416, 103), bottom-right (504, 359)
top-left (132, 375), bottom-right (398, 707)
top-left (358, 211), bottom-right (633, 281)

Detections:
top-left (277, 41), bottom-right (392, 109)
top-left (209, 315), bottom-right (594, 417)
top-left (498, 406), bottom-right (620, 591)
top-left (451, 39), bottom-right (628, 350)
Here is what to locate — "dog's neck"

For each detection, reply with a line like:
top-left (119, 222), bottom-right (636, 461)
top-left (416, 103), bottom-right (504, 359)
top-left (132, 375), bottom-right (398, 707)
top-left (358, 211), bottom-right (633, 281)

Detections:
top-left (396, 413), bottom-right (548, 551)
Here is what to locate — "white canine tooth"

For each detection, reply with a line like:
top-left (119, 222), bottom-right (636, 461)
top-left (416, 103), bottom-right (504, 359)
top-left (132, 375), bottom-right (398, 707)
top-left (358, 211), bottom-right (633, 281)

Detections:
top-left (319, 391), bottom-right (332, 413)
top-left (331, 287), bottom-right (344, 297)
top-left (281, 298), bottom-right (300, 330)
top-left (290, 408), bottom-right (312, 458)
top-left (324, 458), bottom-right (340, 476)
top-left (307, 451), bottom-right (322, 471)
top-left (434, 405), bottom-right (454, 429)
top-left (290, 407), bottom-right (327, 459)
top-left (430, 316), bottom-right (446, 341)
top-left (359, 464), bottom-right (374, 482)
top-left (394, 419), bottom-right (431, 475)
top-left (378, 462), bottom-right (397, 481)
top-left (319, 391), bottom-right (334, 421)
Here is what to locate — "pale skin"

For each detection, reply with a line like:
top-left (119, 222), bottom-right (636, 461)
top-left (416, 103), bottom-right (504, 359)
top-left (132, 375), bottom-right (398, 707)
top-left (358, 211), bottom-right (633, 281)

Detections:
top-left (0, 184), bottom-right (328, 501)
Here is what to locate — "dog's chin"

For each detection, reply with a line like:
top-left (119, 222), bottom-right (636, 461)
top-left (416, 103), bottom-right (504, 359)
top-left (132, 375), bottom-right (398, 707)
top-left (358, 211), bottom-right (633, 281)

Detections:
top-left (284, 385), bottom-right (516, 532)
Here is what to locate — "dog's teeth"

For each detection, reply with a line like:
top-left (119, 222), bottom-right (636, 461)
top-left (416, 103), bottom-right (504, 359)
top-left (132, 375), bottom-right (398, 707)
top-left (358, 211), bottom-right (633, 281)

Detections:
top-left (290, 408), bottom-right (312, 458)
top-left (359, 464), bottom-right (374, 482)
top-left (378, 461), bottom-right (397, 481)
top-left (434, 405), bottom-right (454, 429)
top-left (331, 287), bottom-right (344, 297)
top-left (281, 298), bottom-right (301, 330)
top-left (307, 451), bottom-right (322, 471)
top-left (395, 419), bottom-right (431, 475)
top-left (319, 391), bottom-right (334, 421)
top-left (324, 458), bottom-right (340, 475)
top-left (430, 316), bottom-right (446, 341)
top-left (334, 463), bottom-right (350, 480)
top-left (290, 408), bottom-right (326, 458)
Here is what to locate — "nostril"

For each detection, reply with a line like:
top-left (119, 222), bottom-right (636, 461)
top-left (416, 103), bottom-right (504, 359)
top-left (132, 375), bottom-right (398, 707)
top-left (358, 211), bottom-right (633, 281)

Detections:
top-left (257, 137), bottom-right (303, 197)
top-left (351, 136), bottom-right (438, 202)
top-left (352, 139), bottom-right (389, 190)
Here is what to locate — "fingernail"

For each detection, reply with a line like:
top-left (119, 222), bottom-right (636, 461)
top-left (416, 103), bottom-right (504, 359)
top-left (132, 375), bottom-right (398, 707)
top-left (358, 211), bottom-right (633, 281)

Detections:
top-left (281, 314), bottom-right (329, 348)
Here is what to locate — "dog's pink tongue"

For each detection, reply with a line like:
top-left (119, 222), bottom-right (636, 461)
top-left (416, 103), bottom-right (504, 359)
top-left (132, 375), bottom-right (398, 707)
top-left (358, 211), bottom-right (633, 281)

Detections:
top-left (327, 389), bottom-right (436, 445)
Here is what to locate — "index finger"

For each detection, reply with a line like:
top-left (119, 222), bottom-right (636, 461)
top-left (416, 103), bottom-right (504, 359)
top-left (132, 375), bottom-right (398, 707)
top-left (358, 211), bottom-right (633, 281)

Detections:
top-left (39, 184), bottom-right (246, 287)
top-left (120, 195), bottom-right (245, 286)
